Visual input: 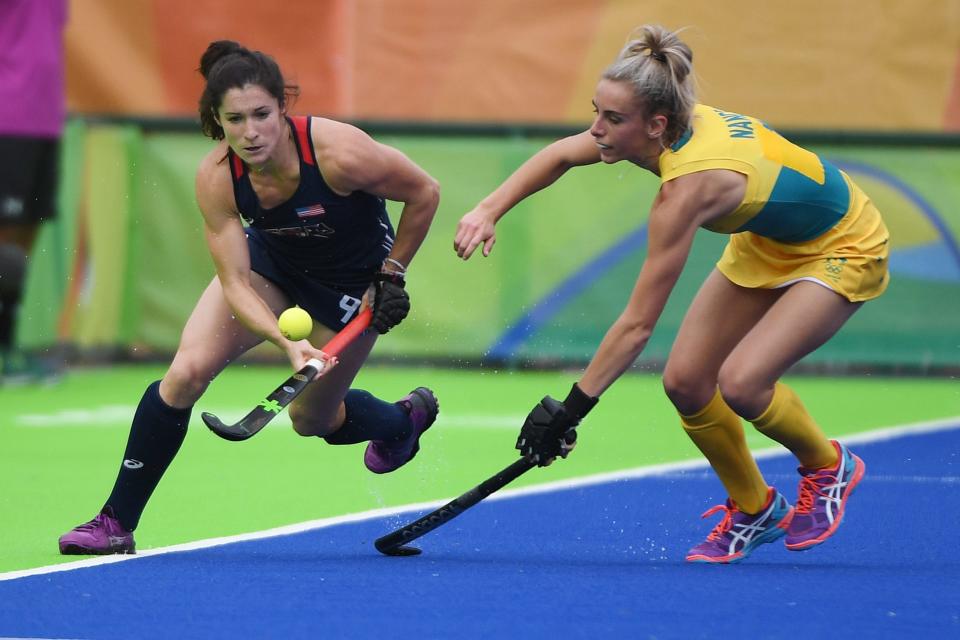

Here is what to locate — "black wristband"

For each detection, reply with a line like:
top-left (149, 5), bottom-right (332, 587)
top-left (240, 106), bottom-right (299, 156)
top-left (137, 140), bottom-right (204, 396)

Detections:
top-left (563, 383), bottom-right (598, 421)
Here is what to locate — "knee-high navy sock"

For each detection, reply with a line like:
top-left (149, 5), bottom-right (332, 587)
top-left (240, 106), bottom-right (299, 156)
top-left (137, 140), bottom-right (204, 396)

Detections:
top-left (105, 381), bottom-right (191, 531)
top-left (323, 389), bottom-right (411, 445)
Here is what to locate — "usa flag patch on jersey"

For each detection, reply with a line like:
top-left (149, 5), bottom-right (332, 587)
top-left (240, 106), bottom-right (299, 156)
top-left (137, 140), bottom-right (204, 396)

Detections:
top-left (296, 204), bottom-right (326, 219)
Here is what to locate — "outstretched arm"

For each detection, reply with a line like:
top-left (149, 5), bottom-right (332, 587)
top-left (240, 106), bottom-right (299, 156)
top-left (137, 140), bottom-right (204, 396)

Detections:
top-left (517, 169), bottom-right (747, 464)
top-left (515, 181), bottom-right (698, 465)
top-left (577, 185), bottom-right (698, 396)
top-left (577, 170), bottom-right (745, 396)
top-left (455, 131), bottom-right (601, 259)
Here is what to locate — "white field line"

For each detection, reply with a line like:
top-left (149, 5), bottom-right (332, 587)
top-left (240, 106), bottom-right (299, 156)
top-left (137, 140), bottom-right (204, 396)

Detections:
top-left (2, 414), bottom-right (957, 583)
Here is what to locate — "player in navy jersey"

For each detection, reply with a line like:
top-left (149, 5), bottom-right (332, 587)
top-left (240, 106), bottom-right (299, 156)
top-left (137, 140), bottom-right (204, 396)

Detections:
top-left (59, 41), bottom-right (441, 555)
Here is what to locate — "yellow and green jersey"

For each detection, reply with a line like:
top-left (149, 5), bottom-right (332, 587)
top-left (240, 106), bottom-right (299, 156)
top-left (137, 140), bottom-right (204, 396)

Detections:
top-left (659, 104), bottom-right (851, 243)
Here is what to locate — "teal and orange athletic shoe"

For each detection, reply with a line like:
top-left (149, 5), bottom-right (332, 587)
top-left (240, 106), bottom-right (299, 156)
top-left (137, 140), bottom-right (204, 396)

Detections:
top-left (786, 440), bottom-right (865, 551)
top-left (686, 488), bottom-right (794, 564)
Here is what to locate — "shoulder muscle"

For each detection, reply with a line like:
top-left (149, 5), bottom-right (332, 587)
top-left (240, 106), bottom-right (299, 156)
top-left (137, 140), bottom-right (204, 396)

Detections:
top-left (195, 142), bottom-right (240, 223)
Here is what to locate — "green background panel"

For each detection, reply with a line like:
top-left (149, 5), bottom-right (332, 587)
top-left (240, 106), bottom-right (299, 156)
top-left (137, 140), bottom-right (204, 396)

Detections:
top-left (17, 125), bottom-right (960, 368)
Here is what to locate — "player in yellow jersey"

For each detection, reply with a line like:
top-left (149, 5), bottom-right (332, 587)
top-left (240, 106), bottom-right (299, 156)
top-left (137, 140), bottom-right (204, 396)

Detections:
top-left (455, 25), bottom-right (884, 563)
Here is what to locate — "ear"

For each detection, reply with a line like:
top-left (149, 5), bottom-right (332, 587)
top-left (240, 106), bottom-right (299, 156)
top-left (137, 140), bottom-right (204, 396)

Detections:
top-left (647, 114), bottom-right (668, 139)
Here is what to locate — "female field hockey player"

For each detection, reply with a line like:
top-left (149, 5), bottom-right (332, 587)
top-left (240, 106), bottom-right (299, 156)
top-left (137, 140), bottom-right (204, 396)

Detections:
top-left (454, 25), bottom-right (885, 563)
top-left (60, 41), bottom-right (441, 554)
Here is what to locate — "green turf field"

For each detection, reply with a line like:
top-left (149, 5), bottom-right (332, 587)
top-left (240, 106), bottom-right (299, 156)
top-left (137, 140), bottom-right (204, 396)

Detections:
top-left (2, 364), bottom-right (957, 573)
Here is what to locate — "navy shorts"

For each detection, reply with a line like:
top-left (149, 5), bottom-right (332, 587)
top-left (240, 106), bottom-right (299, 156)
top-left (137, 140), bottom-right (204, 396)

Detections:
top-left (0, 136), bottom-right (60, 226)
top-left (246, 229), bottom-right (372, 331)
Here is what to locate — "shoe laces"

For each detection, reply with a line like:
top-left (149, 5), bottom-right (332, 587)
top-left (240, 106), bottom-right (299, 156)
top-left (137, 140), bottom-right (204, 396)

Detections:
top-left (701, 503), bottom-right (736, 541)
top-left (73, 513), bottom-right (108, 532)
top-left (796, 470), bottom-right (833, 513)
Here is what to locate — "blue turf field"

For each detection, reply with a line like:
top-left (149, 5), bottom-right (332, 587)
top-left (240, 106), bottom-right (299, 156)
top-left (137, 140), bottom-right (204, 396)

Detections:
top-left (1, 425), bottom-right (957, 639)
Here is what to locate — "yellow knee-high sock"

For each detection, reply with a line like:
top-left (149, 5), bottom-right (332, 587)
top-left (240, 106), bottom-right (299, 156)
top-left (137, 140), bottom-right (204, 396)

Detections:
top-left (749, 382), bottom-right (838, 469)
top-left (680, 389), bottom-right (768, 514)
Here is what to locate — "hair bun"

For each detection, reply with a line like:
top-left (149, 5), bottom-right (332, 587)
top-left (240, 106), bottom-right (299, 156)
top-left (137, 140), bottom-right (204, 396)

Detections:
top-left (199, 40), bottom-right (246, 79)
top-left (623, 42), bottom-right (651, 59)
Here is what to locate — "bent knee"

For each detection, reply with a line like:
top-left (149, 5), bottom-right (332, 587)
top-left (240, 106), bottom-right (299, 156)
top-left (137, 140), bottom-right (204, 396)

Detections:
top-left (291, 419), bottom-right (337, 438)
top-left (288, 404), bottom-right (337, 437)
top-left (717, 366), bottom-right (770, 418)
top-left (163, 360), bottom-right (215, 406)
top-left (662, 365), bottom-right (716, 415)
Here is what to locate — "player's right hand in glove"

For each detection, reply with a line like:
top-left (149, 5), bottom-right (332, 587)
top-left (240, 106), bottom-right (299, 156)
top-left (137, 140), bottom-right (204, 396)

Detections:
top-left (372, 270), bottom-right (410, 334)
top-left (516, 383), bottom-right (598, 466)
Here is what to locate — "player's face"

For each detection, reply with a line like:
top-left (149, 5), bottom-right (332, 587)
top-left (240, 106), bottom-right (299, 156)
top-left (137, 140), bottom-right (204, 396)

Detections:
top-left (218, 84), bottom-right (286, 165)
top-left (589, 79), bottom-right (664, 168)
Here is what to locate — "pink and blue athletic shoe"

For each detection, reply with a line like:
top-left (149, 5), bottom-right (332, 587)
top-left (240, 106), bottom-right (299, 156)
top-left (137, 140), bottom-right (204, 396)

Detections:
top-left (786, 439), bottom-right (865, 551)
top-left (364, 387), bottom-right (438, 474)
top-left (686, 488), bottom-right (794, 564)
top-left (58, 506), bottom-right (136, 555)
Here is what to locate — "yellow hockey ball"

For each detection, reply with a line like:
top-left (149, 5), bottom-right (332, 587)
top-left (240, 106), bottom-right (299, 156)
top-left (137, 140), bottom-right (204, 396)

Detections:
top-left (278, 307), bottom-right (313, 341)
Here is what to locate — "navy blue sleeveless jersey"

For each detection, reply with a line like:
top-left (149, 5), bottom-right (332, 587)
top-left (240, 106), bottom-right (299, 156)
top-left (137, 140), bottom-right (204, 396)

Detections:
top-left (227, 116), bottom-right (395, 330)
top-left (228, 115), bottom-right (395, 291)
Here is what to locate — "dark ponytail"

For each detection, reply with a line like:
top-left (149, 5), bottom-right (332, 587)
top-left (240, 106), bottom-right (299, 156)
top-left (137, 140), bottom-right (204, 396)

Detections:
top-left (197, 40), bottom-right (300, 140)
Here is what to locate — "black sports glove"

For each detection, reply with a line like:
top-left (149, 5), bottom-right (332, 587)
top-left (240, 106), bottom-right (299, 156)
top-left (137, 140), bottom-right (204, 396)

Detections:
top-left (516, 383), bottom-right (598, 466)
top-left (372, 271), bottom-right (410, 334)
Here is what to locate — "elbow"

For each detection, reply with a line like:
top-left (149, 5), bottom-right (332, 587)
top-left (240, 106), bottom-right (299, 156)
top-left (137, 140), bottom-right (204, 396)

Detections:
top-left (426, 177), bottom-right (441, 212)
top-left (404, 177), bottom-right (440, 228)
top-left (219, 277), bottom-right (249, 306)
top-left (406, 174), bottom-right (440, 215)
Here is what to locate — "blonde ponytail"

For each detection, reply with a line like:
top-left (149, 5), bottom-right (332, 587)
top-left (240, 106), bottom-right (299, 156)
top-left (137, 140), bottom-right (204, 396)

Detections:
top-left (603, 25), bottom-right (697, 145)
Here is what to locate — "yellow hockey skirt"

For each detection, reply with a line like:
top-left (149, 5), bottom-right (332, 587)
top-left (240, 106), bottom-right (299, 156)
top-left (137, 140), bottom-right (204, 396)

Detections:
top-left (716, 175), bottom-right (890, 302)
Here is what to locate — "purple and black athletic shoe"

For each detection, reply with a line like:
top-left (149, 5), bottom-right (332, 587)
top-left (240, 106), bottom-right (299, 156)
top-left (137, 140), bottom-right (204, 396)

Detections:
top-left (59, 506), bottom-right (136, 555)
top-left (686, 488), bottom-right (794, 564)
top-left (364, 387), bottom-right (438, 474)
top-left (786, 440), bottom-right (865, 551)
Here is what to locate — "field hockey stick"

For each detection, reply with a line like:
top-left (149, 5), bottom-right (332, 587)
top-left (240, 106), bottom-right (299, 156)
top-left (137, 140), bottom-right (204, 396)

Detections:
top-left (202, 307), bottom-right (373, 442)
top-left (375, 456), bottom-right (536, 556)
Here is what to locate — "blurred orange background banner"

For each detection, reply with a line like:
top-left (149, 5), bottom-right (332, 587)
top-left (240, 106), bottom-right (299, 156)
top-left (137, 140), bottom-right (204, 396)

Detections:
top-left (66, 0), bottom-right (960, 131)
